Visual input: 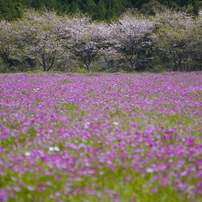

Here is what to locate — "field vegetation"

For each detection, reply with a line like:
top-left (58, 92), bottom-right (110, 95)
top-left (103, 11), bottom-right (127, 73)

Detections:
top-left (1, 2), bottom-right (202, 201)
top-left (0, 72), bottom-right (202, 201)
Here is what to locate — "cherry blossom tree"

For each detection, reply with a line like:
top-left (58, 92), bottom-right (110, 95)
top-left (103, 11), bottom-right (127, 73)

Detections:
top-left (0, 21), bottom-right (21, 72)
top-left (110, 16), bottom-right (154, 71)
top-left (152, 11), bottom-right (195, 71)
top-left (189, 14), bottom-right (202, 71)
top-left (16, 10), bottom-right (69, 72)
top-left (62, 17), bottom-right (112, 72)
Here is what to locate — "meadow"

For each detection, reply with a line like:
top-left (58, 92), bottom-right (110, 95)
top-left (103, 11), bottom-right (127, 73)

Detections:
top-left (0, 72), bottom-right (202, 202)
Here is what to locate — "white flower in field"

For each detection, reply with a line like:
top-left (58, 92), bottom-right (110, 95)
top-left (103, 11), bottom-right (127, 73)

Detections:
top-left (84, 122), bottom-right (90, 128)
top-left (54, 146), bottom-right (60, 151)
top-left (49, 147), bottom-right (54, 151)
top-left (27, 186), bottom-right (35, 191)
top-left (113, 122), bottom-right (119, 126)
top-left (49, 146), bottom-right (60, 152)
top-left (99, 171), bottom-right (104, 175)
top-left (25, 152), bottom-right (31, 156)
top-left (146, 168), bottom-right (154, 173)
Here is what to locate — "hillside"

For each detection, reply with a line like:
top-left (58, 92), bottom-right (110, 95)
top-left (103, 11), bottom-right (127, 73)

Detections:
top-left (0, 0), bottom-right (201, 21)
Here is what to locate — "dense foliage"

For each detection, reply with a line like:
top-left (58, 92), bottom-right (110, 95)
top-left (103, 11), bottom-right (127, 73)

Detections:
top-left (0, 0), bottom-right (201, 21)
top-left (0, 72), bottom-right (202, 201)
top-left (1, 10), bottom-right (202, 73)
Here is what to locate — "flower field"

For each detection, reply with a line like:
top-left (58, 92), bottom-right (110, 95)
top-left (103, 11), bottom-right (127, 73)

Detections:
top-left (0, 72), bottom-right (202, 202)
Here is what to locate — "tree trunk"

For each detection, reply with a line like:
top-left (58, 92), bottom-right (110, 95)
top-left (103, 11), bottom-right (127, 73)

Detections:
top-left (3, 64), bottom-right (8, 73)
top-left (131, 62), bottom-right (135, 71)
top-left (86, 64), bottom-right (90, 72)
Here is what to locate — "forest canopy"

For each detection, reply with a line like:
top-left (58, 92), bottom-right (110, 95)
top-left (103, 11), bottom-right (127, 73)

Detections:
top-left (0, 0), bottom-right (201, 21)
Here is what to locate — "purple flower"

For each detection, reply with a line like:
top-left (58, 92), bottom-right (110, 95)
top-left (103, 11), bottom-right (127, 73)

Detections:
top-left (0, 189), bottom-right (7, 201)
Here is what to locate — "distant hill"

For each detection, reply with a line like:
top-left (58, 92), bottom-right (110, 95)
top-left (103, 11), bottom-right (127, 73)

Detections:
top-left (0, 0), bottom-right (201, 21)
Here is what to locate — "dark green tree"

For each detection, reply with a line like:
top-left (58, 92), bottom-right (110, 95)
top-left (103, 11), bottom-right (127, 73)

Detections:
top-left (70, 0), bottom-right (80, 13)
top-left (0, 0), bottom-right (22, 21)
top-left (30, 0), bottom-right (44, 9)
top-left (1, 0), bottom-right (202, 22)
top-left (140, 0), bottom-right (162, 15)
top-left (94, 0), bottom-right (107, 20)
top-left (80, 0), bottom-right (96, 15)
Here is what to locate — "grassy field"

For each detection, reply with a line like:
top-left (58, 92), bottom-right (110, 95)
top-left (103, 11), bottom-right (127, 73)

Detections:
top-left (0, 72), bottom-right (202, 202)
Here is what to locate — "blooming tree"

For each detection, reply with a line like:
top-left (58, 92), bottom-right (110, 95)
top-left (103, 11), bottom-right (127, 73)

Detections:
top-left (189, 14), bottom-right (202, 71)
top-left (16, 10), bottom-right (69, 72)
top-left (0, 21), bottom-right (21, 72)
top-left (110, 16), bottom-right (154, 71)
top-left (152, 11), bottom-right (195, 71)
top-left (63, 17), bottom-right (112, 72)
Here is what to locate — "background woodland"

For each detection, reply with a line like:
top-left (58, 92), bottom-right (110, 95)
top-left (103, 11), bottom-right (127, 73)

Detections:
top-left (0, 0), bottom-right (201, 21)
top-left (1, 0), bottom-right (202, 73)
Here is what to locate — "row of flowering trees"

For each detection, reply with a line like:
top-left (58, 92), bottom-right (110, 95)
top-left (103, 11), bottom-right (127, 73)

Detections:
top-left (0, 9), bottom-right (202, 72)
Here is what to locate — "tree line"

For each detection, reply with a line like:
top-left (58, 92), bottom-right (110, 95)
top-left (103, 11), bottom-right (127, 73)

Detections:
top-left (0, 0), bottom-right (201, 21)
top-left (1, 9), bottom-right (202, 73)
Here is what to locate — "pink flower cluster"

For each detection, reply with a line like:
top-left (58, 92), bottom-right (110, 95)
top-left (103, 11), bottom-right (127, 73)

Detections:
top-left (0, 72), bottom-right (202, 201)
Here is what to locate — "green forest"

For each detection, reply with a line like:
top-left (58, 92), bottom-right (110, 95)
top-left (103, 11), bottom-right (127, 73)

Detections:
top-left (0, 0), bottom-right (201, 21)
